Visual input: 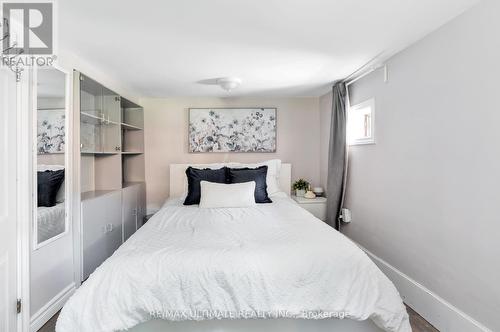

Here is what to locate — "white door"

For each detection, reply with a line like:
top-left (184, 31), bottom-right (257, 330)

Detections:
top-left (0, 68), bottom-right (18, 331)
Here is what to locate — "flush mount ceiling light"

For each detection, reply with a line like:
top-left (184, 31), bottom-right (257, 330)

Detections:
top-left (216, 77), bottom-right (242, 92)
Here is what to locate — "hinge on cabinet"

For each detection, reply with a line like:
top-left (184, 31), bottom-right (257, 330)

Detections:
top-left (79, 74), bottom-right (84, 81)
top-left (115, 96), bottom-right (121, 102)
top-left (16, 299), bottom-right (21, 314)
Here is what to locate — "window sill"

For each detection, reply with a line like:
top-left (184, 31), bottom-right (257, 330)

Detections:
top-left (349, 139), bottom-right (376, 146)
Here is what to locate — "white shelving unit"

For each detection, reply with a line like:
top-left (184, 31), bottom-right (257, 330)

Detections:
top-left (75, 71), bottom-right (146, 281)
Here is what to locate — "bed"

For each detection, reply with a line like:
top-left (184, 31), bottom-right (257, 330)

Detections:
top-left (57, 163), bottom-right (410, 332)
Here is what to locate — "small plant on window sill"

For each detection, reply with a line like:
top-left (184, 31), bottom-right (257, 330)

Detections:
top-left (293, 179), bottom-right (309, 197)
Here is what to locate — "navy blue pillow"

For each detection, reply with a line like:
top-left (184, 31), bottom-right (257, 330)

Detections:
top-left (37, 169), bottom-right (65, 207)
top-left (228, 166), bottom-right (272, 203)
top-left (184, 167), bottom-right (228, 205)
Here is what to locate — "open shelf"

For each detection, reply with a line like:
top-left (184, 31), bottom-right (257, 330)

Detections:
top-left (121, 127), bottom-right (144, 154)
top-left (122, 153), bottom-right (145, 186)
top-left (80, 153), bottom-right (122, 193)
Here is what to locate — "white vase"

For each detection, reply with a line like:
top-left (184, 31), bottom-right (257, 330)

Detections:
top-left (296, 189), bottom-right (306, 197)
top-left (304, 190), bottom-right (316, 199)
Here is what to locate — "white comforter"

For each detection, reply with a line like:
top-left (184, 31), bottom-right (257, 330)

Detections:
top-left (57, 194), bottom-right (410, 332)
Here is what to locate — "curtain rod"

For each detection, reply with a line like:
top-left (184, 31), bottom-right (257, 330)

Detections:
top-left (343, 51), bottom-right (387, 87)
top-left (345, 64), bottom-right (387, 87)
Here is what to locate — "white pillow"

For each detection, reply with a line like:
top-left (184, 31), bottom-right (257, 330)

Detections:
top-left (38, 164), bottom-right (65, 203)
top-left (199, 181), bottom-right (256, 208)
top-left (231, 159), bottom-right (282, 195)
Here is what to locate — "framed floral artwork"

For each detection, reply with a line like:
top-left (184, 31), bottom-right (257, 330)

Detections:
top-left (37, 109), bottom-right (65, 154)
top-left (188, 108), bottom-right (277, 153)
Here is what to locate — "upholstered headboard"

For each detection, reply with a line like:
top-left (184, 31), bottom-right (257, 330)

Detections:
top-left (169, 163), bottom-right (291, 198)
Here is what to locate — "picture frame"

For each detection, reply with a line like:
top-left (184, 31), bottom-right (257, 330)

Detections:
top-left (188, 108), bottom-right (277, 153)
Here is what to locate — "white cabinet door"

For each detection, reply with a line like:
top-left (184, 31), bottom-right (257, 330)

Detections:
top-left (105, 191), bottom-right (123, 257)
top-left (0, 68), bottom-right (18, 332)
top-left (122, 185), bottom-right (137, 242)
top-left (137, 183), bottom-right (146, 229)
top-left (81, 191), bottom-right (122, 280)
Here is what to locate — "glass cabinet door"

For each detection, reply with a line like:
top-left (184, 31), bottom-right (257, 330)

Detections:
top-left (101, 88), bottom-right (121, 153)
top-left (79, 74), bottom-right (122, 154)
top-left (101, 123), bottom-right (121, 153)
top-left (102, 87), bottom-right (121, 123)
top-left (80, 75), bottom-right (103, 153)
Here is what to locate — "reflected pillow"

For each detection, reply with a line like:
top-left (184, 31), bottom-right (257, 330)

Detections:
top-left (38, 164), bottom-right (65, 203)
top-left (183, 167), bottom-right (228, 205)
top-left (228, 166), bottom-right (272, 203)
top-left (37, 169), bottom-right (65, 207)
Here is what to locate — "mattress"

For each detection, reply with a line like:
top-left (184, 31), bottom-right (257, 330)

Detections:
top-left (37, 202), bottom-right (65, 243)
top-left (57, 193), bottom-right (410, 332)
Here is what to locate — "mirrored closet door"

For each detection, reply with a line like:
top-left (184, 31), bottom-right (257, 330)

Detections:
top-left (31, 67), bottom-right (74, 329)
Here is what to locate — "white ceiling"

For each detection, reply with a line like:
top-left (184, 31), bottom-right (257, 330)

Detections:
top-left (59, 0), bottom-right (479, 98)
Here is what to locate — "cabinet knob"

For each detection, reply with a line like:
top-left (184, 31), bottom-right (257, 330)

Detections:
top-left (103, 223), bottom-right (114, 234)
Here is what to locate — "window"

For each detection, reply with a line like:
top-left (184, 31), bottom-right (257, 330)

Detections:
top-left (347, 98), bottom-right (375, 145)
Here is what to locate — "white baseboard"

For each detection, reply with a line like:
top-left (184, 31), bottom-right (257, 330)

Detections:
top-left (30, 283), bottom-right (76, 332)
top-left (356, 244), bottom-right (491, 332)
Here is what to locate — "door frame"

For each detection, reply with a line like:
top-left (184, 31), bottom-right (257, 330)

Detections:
top-left (17, 67), bottom-right (34, 332)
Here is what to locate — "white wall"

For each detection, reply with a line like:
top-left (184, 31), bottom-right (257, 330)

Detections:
top-left (330, 1), bottom-right (499, 330)
top-left (141, 97), bottom-right (321, 211)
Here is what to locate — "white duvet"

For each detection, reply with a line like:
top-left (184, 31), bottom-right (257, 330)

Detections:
top-left (57, 194), bottom-right (410, 332)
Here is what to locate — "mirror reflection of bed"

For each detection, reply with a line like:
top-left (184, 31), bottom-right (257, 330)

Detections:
top-left (36, 69), bottom-right (67, 244)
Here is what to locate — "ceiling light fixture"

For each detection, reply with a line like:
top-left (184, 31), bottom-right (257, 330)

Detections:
top-left (216, 77), bottom-right (242, 92)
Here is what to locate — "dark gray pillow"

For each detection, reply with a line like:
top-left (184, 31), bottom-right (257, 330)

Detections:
top-left (228, 166), bottom-right (272, 203)
top-left (37, 169), bottom-right (65, 207)
top-left (184, 167), bottom-right (228, 205)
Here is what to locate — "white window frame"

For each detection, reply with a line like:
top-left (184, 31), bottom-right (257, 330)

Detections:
top-left (347, 98), bottom-right (375, 146)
